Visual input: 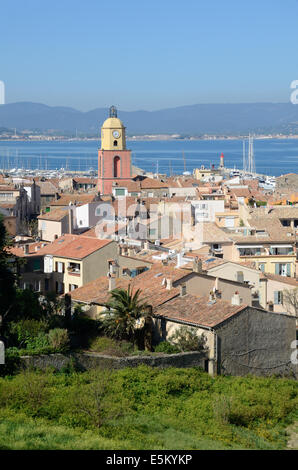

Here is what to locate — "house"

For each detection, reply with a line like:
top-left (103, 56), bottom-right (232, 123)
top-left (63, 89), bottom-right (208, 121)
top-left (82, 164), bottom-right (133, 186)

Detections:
top-left (0, 184), bottom-right (32, 234)
top-left (10, 234), bottom-right (118, 295)
top-left (264, 273), bottom-right (298, 320)
top-left (153, 293), bottom-right (297, 377)
top-left (38, 207), bottom-right (70, 241)
top-left (229, 217), bottom-right (297, 277)
top-left (36, 180), bottom-right (59, 211)
top-left (70, 259), bottom-right (297, 377)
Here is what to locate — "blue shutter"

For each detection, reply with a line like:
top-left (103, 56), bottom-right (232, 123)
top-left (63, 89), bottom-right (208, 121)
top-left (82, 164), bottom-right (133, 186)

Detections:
top-left (287, 264), bottom-right (291, 277)
top-left (275, 264), bottom-right (279, 275)
top-left (274, 291), bottom-right (279, 304)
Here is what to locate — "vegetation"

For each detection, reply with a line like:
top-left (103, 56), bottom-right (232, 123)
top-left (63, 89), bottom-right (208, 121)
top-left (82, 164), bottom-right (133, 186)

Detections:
top-left (169, 326), bottom-right (208, 353)
top-left (0, 366), bottom-right (297, 450)
top-left (154, 341), bottom-right (180, 354)
top-left (88, 336), bottom-right (134, 356)
top-left (102, 286), bottom-right (152, 350)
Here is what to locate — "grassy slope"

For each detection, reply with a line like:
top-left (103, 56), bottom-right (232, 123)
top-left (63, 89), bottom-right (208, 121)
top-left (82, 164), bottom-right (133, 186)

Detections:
top-left (0, 366), bottom-right (297, 450)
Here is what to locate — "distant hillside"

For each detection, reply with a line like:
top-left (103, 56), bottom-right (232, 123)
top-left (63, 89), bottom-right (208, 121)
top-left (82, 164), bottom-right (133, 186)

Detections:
top-left (1, 101), bottom-right (298, 135)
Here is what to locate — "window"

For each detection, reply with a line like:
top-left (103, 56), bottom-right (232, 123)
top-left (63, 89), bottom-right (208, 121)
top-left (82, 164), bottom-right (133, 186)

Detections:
top-left (34, 280), bottom-right (41, 292)
top-left (33, 259), bottom-right (41, 271)
top-left (115, 188), bottom-right (125, 196)
top-left (45, 278), bottom-right (49, 291)
top-left (281, 220), bottom-right (291, 227)
top-left (69, 284), bottom-right (78, 291)
top-left (55, 282), bottom-right (64, 294)
top-left (274, 291), bottom-right (283, 305)
top-left (113, 140), bottom-right (118, 147)
top-left (68, 262), bottom-right (80, 274)
top-left (113, 156), bottom-right (121, 177)
top-left (56, 261), bottom-right (64, 273)
top-left (275, 263), bottom-right (291, 277)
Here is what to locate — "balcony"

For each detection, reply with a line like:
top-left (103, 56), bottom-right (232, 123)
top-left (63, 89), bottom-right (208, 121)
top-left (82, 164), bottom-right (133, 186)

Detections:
top-left (67, 263), bottom-right (81, 276)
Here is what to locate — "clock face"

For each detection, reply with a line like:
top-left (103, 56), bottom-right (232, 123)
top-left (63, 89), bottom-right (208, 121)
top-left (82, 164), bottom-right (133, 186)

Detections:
top-left (113, 130), bottom-right (120, 139)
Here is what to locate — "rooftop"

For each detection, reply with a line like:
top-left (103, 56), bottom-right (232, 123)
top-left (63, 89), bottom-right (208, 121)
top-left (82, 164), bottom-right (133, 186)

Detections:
top-left (154, 294), bottom-right (247, 328)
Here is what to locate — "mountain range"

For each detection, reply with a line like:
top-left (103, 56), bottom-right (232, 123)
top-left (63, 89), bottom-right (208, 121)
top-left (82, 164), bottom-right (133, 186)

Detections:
top-left (1, 101), bottom-right (298, 135)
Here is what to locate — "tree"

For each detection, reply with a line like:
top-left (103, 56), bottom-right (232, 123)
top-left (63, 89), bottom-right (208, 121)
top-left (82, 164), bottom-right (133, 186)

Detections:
top-left (169, 326), bottom-right (208, 352)
top-left (102, 286), bottom-right (152, 349)
top-left (282, 288), bottom-right (298, 318)
top-left (0, 215), bottom-right (17, 333)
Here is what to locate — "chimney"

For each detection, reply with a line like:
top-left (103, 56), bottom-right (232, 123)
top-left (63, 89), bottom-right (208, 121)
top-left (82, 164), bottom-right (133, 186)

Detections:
top-left (24, 244), bottom-right (30, 254)
top-left (68, 203), bottom-right (74, 234)
top-left (128, 247), bottom-right (134, 257)
top-left (166, 277), bottom-right (173, 290)
top-left (108, 273), bottom-right (116, 291)
top-left (176, 252), bottom-right (183, 268)
top-left (180, 283), bottom-right (187, 297)
top-left (231, 291), bottom-right (241, 306)
top-left (193, 256), bottom-right (203, 273)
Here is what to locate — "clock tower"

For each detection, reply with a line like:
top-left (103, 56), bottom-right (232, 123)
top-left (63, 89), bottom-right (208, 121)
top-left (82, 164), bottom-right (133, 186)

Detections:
top-left (98, 106), bottom-right (132, 195)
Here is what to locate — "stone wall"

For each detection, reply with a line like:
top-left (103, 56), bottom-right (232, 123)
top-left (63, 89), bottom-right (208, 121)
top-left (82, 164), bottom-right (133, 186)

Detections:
top-left (20, 351), bottom-right (207, 372)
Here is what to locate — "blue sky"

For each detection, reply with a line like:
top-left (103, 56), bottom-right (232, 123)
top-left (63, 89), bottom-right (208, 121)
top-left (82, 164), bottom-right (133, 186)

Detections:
top-left (1, 0), bottom-right (298, 111)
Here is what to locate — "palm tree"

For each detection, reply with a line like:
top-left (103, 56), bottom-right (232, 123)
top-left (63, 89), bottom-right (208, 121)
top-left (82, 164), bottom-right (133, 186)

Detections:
top-left (102, 286), bottom-right (152, 349)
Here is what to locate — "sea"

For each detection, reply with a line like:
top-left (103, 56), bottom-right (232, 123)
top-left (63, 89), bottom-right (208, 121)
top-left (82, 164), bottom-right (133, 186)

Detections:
top-left (0, 138), bottom-right (297, 177)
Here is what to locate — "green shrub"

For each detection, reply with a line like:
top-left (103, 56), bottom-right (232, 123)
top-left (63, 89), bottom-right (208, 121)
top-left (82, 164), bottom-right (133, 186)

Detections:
top-left (213, 395), bottom-right (233, 425)
top-left (26, 332), bottom-right (50, 351)
top-left (47, 329), bottom-right (69, 352)
top-left (88, 336), bottom-right (134, 356)
top-left (154, 341), bottom-right (180, 354)
top-left (169, 326), bottom-right (208, 352)
top-left (9, 319), bottom-right (48, 348)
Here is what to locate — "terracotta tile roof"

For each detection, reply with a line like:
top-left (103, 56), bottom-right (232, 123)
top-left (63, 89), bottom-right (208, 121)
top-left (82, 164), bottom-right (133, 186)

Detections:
top-left (51, 194), bottom-right (96, 206)
top-left (202, 222), bottom-right (233, 243)
top-left (134, 176), bottom-right (169, 189)
top-left (71, 268), bottom-right (181, 308)
top-left (73, 177), bottom-right (97, 184)
top-left (38, 207), bottom-right (69, 221)
top-left (71, 262), bottom-right (191, 307)
top-left (32, 234), bottom-right (78, 256)
top-left (23, 234), bottom-right (112, 259)
top-left (37, 181), bottom-right (58, 195)
top-left (8, 241), bottom-right (49, 257)
top-left (230, 187), bottom-right (251, 198)
top-left (154, 294), bottom-right (247, 328)
top-left (0, 203), bottom-right (15, 209)
top-left (71, 276), bottom-right (129, 305)
top-left (264, 273), bottom-right (298, 287)
top-left (0, 185), bottom-right (18, 191)
top-left (47, 236), bottom-right (112, 260)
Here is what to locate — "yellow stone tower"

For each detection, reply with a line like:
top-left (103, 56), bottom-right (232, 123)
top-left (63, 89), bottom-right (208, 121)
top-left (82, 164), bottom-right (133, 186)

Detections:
top-left (101, 105), bottom-right (126, 150)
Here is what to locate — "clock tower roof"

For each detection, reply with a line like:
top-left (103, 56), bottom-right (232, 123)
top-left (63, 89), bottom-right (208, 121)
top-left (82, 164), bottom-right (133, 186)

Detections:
top-left (101, 117), bottom-right (125, 130)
